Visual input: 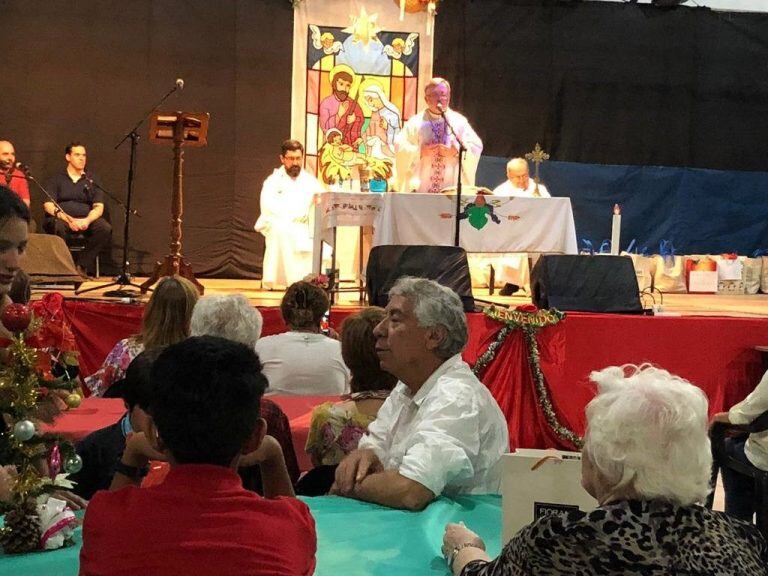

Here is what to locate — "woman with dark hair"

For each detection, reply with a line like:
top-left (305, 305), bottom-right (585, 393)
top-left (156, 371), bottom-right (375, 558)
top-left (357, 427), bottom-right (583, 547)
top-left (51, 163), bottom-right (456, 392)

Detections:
top-left (0, 185), bottom-right (29, 344)
top-left (84, 275), bottom-right (199, 396)
top-left (255, 281), bottom-right (349, 396)
top-left (297, 307), bottom-right (396, 495)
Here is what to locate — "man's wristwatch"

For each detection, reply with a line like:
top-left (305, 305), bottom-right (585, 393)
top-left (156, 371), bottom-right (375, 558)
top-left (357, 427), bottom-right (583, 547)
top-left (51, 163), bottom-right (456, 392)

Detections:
top-left (114, 459), bottom-right (150, 479)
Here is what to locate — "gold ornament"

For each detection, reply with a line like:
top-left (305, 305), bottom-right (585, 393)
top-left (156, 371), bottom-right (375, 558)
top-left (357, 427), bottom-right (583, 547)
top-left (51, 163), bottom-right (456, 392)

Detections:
top-left (64, 393), bottom-right (82, 409)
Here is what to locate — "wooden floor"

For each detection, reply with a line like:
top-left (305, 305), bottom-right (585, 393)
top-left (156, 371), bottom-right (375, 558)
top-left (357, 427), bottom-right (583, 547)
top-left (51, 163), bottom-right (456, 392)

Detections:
top-left (34, 276), bottom-right (768, 318)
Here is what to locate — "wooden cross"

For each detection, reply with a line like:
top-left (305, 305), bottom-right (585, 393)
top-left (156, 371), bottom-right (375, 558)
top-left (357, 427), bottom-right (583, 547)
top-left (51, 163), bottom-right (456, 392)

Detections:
top-left (525, 143), bottom-right (549, 197)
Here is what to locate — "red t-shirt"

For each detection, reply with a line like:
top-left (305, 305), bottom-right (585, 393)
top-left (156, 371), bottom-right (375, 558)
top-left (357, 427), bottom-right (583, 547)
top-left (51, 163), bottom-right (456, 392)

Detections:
top-left (80, 464), bottom-right (316, 576)
top-left (3, 168), bottom-right (30, 203)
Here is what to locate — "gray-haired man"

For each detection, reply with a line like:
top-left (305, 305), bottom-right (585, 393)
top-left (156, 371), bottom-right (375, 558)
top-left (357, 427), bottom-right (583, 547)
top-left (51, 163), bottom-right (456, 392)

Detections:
top-left (332, 277), bottom-right (508, 510)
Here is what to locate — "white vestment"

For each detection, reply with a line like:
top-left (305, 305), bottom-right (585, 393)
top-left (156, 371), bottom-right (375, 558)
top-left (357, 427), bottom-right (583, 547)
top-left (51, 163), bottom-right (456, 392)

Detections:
top-left (254, 167), bottom-right (323, 290)
top-left (492, 179), bottom-right (551, 198)
top-left (470, 181), bottom-right (551, 290)
top-left (394, 109), bottom-right (483, 194)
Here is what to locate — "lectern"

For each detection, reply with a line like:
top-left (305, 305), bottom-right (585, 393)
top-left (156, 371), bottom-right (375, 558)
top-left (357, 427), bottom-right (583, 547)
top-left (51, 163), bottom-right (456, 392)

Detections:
top-left (140, 111), bottom-right (209, 294)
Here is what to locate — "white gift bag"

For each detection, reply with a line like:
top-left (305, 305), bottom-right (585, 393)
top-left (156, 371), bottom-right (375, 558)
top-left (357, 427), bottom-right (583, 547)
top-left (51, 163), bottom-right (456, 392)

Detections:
top-left (652, 255), bottom-right (687, 293)
top-left (761, 256), bottom-right (768, 294)
top-left (742, 257), bottom-right (762, 295)
top-left (621, 252), bottom-right (654, 292)
top-left (716, 256), bottom-right (745, 295)
top-left (501, 450), bottom-right (596, 542)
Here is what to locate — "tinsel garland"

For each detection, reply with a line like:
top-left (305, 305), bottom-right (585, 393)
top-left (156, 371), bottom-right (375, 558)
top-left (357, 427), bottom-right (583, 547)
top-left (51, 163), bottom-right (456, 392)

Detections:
top-left (473, 305), bottom-right (583, 449)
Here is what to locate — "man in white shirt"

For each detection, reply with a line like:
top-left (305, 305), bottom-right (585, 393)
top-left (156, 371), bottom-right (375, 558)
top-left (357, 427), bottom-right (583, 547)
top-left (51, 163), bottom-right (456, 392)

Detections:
top-left (493, 158), bottom-right (550, 198)
top-left (332, 277), bottom-right (508, 510)
top-left (394, 78), bottom-right (483, 194)
top-left (712, 368), bottom-right (768, 522)
top-left (254, 140), bottom-right (324, 290)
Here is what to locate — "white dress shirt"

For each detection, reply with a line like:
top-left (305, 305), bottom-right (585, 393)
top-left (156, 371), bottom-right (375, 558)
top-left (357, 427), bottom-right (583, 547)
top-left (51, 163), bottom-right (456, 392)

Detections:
top-left (358, 354), bottom-right (509, 496)
top-left (729, 369), bottom-right (768, 470)
top-left (256, 332), bottom-right (350, 396)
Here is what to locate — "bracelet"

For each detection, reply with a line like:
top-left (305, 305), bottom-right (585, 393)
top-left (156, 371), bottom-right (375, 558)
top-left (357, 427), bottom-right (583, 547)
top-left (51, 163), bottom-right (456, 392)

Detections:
top-left (114, 459), bottom-right (149, 479)
top-left (447, 542), bottom-right (482, 571)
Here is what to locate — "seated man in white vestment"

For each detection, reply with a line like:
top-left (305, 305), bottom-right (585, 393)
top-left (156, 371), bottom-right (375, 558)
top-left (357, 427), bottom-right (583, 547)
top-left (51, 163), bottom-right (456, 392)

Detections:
top-left (255, 139), bottom-right (323, 290)
top-left (492, 157), bottom-right (550, 198)
top-left (394, 78), bottom-right (483, 194)
top-left (470, 158), bottom-right (553, 294)
top-left (332, 277), bottom-right (509, 511)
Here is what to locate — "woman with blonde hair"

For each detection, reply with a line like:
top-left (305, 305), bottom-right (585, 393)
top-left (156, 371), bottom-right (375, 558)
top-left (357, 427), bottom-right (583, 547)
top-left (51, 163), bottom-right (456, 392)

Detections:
top-left (84, 275), bottom-right (199, 396)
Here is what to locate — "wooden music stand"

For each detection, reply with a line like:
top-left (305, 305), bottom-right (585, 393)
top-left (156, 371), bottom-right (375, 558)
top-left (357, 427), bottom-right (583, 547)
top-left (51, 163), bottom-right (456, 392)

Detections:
top-left (140, 111), bottom-right (209, 294)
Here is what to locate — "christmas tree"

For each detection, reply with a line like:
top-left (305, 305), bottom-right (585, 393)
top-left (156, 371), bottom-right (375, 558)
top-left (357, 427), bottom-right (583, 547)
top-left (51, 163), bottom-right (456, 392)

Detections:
top-left (0, 298), bottom-right (82, 554)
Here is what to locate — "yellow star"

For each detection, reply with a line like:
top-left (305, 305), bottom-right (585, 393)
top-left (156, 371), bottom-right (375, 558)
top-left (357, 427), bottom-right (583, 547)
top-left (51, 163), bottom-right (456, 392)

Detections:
top-left (343, 7), bottom-right (381, 49)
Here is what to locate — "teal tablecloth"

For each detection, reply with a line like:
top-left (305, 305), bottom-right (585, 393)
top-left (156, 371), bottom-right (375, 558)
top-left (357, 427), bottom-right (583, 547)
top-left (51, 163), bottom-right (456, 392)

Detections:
top-left (0, 494), bottom-right (502, 576)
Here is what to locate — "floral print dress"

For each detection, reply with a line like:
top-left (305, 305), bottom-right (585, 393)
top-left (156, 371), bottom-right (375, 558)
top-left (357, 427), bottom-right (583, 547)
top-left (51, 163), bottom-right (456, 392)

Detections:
top-left (83, 337), bottom-right (144, 397)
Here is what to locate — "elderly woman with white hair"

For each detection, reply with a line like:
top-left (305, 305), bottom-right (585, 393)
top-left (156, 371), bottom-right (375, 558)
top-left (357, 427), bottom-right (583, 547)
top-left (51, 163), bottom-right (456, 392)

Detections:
top-left (443, 364), bottom-right (768, 575)
top-left (189, 294), bottom-right (300, 490)
top-left (190, 293), bottom-right (263, 347)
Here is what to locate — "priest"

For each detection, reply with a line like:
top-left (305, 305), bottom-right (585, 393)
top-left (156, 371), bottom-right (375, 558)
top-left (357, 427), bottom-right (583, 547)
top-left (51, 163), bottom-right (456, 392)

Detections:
top-left (394, 78), bottom-right (483, 194)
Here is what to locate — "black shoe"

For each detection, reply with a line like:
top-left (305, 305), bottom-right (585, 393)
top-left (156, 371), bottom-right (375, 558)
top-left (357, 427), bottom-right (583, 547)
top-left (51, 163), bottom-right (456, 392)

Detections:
top-left (499, 282), bottom-right (520, 296)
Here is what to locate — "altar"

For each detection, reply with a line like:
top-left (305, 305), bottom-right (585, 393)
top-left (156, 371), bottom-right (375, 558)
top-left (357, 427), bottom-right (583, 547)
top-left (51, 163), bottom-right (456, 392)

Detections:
top-left (312, 192), bottom-right (578, 278)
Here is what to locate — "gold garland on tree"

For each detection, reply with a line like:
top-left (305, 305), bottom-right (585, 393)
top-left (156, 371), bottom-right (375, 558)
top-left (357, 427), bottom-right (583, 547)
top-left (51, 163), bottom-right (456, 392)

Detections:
top-left (473, 305), bottom-right (583, 449)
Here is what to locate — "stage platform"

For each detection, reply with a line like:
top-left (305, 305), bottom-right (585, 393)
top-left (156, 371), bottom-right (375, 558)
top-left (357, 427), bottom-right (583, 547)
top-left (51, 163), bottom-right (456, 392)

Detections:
top-left (34, 276), bottom-right (768, 449)
top-left (38, 276), bottom-right (768, 318)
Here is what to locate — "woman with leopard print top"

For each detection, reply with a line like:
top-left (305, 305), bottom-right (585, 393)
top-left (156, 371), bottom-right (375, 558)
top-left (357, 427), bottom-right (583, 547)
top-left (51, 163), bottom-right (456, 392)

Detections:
top-left (443, 364), bottom-right (768, 576)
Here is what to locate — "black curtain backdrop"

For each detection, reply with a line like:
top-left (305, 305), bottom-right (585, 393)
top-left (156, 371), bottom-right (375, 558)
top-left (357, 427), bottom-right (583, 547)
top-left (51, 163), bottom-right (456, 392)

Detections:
top-left (435, 0), bottom-right (768, 172)
top-left (1, 0), bottom-right (293, 278)
top-left (2, 1), bottom-right (767, 278)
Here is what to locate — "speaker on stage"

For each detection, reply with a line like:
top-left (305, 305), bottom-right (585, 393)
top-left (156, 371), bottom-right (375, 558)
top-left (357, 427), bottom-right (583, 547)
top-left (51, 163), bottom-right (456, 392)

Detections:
top-left (366, 245), bottom-right (475, 312)
top-left (531, 255), bottom-right (642, 313)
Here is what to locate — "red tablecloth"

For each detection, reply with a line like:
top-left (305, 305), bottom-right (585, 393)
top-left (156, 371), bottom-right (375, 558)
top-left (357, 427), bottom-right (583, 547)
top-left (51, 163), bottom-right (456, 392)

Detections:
top-left (45, 395), bottom-right (338, 473)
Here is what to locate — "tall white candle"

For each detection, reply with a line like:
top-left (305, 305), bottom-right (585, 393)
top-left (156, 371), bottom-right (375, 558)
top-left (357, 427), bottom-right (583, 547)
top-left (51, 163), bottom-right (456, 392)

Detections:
top-left (611, 204), bottom-right (621, 255)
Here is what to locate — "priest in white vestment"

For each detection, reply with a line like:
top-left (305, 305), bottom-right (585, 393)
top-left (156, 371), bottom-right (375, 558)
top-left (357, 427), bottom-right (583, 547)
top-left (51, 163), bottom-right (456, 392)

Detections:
top-left (492, 157), bottom-right (551, 197)
top-left (255, 139), bottom-right (323, 290)
top-left (394, 78), bottom-right (483, 194)
top-left (474, 158), bottom-right (552, 295)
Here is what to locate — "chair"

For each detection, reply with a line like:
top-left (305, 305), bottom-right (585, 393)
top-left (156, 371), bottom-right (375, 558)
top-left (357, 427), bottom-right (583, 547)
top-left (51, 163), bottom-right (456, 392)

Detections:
top-left (66, 233), bottom-right (100, 278)
top-left (709, 410), bottom-right (768, 539)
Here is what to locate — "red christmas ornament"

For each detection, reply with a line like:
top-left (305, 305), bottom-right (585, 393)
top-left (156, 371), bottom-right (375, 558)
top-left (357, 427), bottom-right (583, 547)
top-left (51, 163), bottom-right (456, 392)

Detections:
top-left (1, 302), bottom-right (31, 333)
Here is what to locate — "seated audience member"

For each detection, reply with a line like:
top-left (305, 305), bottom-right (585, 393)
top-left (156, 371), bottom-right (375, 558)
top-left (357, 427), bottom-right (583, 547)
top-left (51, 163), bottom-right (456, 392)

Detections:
top-left (70, 351), bottom-right (158, 499)
top-left (712, 368), bottom-right (768, 523)
top-left (84, 275), bottom-right (199, 397)
top-left (191, 293), bottom-right (300, 488)
top-left (80, 336), bottom-right (316, 576)
top-left (299, 307), bottom-right (397, 495)
top-left (443, 365), bottom-right (768, 576)
top-left (256, 280), bottom-right (349, 396)
top-left (332, 277), bottom-right (508, 511)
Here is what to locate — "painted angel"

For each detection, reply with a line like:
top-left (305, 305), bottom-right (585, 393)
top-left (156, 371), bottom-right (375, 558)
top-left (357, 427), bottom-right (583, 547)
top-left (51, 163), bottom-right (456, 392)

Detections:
top-left (310, 25), bottom-right (343, 55)
top-left (383, 33), bottom-right (418, 60)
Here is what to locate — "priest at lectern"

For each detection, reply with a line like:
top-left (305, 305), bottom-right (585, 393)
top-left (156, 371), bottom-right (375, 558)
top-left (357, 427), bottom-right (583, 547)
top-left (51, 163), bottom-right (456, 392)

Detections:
top-left (394, 78), bottom-right (483, 194)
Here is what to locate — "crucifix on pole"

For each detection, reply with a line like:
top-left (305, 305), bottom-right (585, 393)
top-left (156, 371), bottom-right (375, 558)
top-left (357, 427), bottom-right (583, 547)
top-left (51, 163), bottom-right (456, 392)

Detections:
top-left (525, 142), bottom-right (550, 198)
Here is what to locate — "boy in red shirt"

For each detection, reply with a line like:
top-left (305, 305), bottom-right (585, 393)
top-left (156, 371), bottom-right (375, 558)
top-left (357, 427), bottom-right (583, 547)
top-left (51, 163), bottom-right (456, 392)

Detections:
top-left (80, 336), bottom-right (316, 576)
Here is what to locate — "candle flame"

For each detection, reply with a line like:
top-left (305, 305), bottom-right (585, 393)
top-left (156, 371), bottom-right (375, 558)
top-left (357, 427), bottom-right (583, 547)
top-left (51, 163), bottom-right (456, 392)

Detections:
top-left (613, 204), bottom-right (621, 215)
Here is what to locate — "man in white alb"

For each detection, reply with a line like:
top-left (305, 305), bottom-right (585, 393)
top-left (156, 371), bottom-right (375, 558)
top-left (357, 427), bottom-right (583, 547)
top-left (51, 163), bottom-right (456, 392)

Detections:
top-left (255, 139), bottom-right (324, 290)
top-left (492, 158), bottom-right (550, 197)
top-left (394, 78), bottom-right (483, 193)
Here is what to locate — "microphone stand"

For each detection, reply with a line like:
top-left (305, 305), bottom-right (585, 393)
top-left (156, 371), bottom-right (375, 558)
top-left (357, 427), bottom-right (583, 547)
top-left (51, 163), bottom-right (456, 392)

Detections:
top-left (438, 107), bottom-right (467, 247)
top-left (80, 81), bottom-right (182, 298)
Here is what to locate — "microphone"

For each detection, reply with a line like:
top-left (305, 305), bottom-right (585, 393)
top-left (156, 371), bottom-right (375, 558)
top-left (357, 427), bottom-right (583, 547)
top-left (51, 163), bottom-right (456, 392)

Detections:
top-left (14, 162), bottom-right (31, 174)
top-left (436, 102), bottom-right (446, 116)
top-left (176, 78), bottom-right (184, 91)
